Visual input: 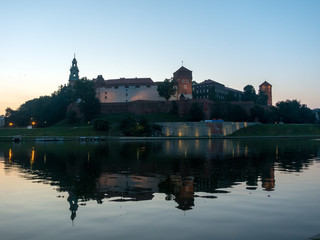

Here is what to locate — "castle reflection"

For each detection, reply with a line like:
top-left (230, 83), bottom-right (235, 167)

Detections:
top-left (0, 138), bottom-right (319, 221)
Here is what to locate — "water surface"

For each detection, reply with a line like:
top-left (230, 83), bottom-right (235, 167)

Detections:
top-left (0, 139), bottom-right (319, 240)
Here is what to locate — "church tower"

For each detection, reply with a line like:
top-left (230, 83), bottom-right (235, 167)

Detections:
top-left (69, 54), bottom-right (79, 85)
top-left (173, 66), bottom-right (193, 100)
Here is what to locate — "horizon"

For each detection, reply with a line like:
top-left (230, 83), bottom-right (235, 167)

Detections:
top-left (1, 0), bottom-right (319, 115)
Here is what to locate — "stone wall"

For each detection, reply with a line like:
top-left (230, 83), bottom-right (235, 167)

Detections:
top-left (158, 122), bottom-right (257, 137)
top-left (100, 99), bottom-right (216, 119)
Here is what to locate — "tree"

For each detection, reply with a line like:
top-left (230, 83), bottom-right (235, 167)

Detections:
top-left (243, 85), bottom-right (257, 102)
top-left (72, 78), bottom-right (101, 121)
top-left (229, 105), bottom-right (249, 122)
top-left (276, 99), bottom-right (315, 123)
top-left (157, 78), bottom-right (176, 101)
top-left (257, 90), bottom-right (268, 105)
top-left (249, 105), bottom-right (266, 122)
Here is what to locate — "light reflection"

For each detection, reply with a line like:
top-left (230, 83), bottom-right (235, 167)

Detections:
top-left (245, 145), bottom-right (248, 157)
top-left (195, 139), bottom-right (199, 151)
top-left (30, 148), bottom-right (35, 165)
top-left (8, 149), bottom-right (12, 163)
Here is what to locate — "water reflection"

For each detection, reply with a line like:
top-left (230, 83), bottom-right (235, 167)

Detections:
top-left (0, 138), bottom-right (319, 222)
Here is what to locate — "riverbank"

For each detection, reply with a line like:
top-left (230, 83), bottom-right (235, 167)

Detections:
top-left (1, 123), bottom-right (320, 142)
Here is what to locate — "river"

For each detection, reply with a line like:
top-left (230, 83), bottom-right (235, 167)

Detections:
top-left (0, 138), bottom-right (319, 240)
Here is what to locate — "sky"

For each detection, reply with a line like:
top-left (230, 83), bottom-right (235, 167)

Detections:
top-left (1, 0), bottom-right (319, 115)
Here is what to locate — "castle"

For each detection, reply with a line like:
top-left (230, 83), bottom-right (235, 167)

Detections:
top-left (68, 56), bottom-right (272, 117)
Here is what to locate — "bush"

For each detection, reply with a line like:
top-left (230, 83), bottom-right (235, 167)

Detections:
top-left (66, 111), bottom-right (79, 124)
top-left (120, 116), bottom-right (152, 136)
top-left (93, 119), bottom-right (109, 131)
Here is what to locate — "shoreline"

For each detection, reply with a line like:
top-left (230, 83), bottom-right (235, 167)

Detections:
top-left (1, 134), bottom-right (320, 142)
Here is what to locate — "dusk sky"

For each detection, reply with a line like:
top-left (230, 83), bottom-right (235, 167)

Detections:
top-left (1, 0), bottom-right (319, 115)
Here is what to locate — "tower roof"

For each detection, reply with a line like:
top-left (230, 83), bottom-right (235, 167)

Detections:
top-left (259, 81), bottom-right (272, 87)
top-left (173, 66), bottom-right (192, 80)
top-left (174, 66), bottom-right (192, 74)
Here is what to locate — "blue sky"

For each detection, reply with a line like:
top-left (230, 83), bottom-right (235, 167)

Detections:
top-left (1, 0), bottom-right (319, 115)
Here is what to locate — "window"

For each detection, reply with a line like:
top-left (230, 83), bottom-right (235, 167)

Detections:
top-left (184, 85), bottom-right (187, 89)
top-left (114, 86), bottom-right (119, 89)
top-left (105, 96), bottom-right (107, 99)
top-left (135, 85), bottom-right (140, 88)
top-left (182, 79), bottom-right (185, 83)
top-left (126, 93), bottom-right (128, 96)
top-left (147, 85), bottom-right (151, 88)
top-left (105, 91), bottom-right (107, 94)
top-left (125, 86), bottom-right (129, 88)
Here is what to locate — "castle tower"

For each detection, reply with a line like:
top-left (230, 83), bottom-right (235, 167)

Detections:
top-left (259, 81), bottom-right (272, 106)
top-left (173, 66), bottom-right (193, 100)
top-left (69, 54), bottom-right (79, 85)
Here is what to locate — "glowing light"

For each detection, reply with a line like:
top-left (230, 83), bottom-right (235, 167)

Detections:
top-left (9, 122), bottom-right (14, 126)
top-left (31, 121), bottom-right (36, 126)
top-left (178, 131), bottom-right (182, 137)
top-left (195, 129), bottom-right (199, 137)
top-left (166, 128), bottom-right (170, 137)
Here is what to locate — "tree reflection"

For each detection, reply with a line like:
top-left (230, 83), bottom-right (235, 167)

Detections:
top-left (0, 138), bottom-right (319, 220)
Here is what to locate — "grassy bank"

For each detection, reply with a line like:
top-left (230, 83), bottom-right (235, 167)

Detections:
top-left (0, 112), bottom-right (183, 138)
top-left (0, 126), bottom-right (104, 137)
top-left (231, 124), bottom-right (320, 137)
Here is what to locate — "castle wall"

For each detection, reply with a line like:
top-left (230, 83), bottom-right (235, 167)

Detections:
top-left (96, 85), bottom-right (164, 103)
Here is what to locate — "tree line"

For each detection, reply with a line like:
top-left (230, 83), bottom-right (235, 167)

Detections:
top-left (5, 78), bottom-right (100, 127)
top-left (4, 78), bottom-right (317, 127)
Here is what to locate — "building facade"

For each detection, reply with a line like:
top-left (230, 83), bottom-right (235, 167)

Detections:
top-left (193, 79), bottom-right (243, 101)
top-left (94, 75), bottom-right (164, 103)
top-left (67, 56), bottom-right (271, 106)
top-left (259, 81), bottom-right (272, 106)
top-left (173, 66), bottom-right (193, 100)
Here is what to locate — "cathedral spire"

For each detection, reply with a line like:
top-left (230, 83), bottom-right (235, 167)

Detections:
top-left (69, 54), bottom-right (79, 85)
